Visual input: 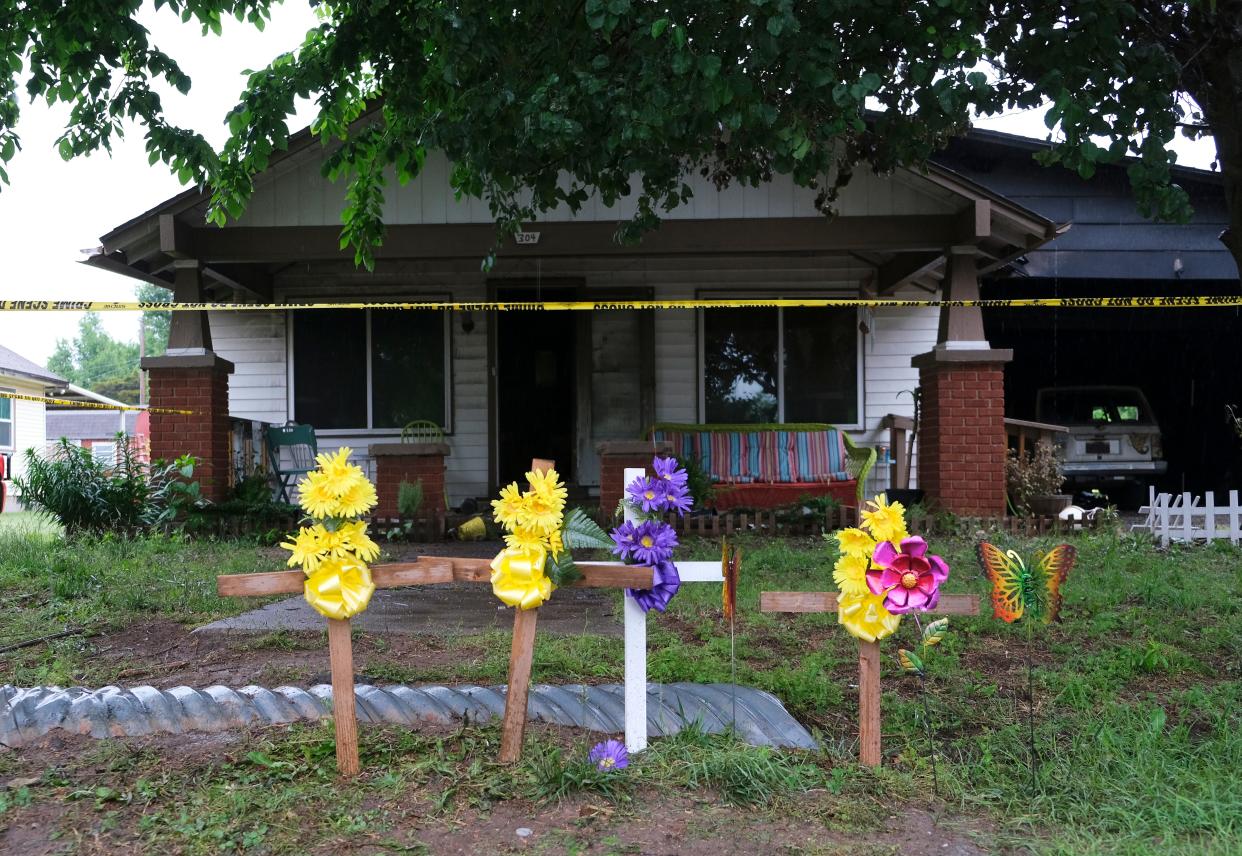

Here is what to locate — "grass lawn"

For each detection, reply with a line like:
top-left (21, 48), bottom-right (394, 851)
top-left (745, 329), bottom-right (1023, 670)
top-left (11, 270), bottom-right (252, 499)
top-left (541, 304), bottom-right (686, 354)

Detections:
top-left (0, 525), bottom-right (1238, 854)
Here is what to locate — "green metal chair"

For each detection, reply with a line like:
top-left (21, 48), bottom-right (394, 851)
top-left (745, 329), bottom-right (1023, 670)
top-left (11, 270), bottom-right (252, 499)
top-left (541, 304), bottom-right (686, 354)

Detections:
top-left (842, 432), bottom-right (878, 506)
top-left (267, 423), bottom-right (318, 503)
top-left (400, 420), bottom-right (445, 444)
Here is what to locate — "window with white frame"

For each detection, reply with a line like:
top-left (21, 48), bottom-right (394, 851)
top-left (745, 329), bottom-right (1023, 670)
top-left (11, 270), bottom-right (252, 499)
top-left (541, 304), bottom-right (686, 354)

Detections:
top-left (291, 308), bottom-right (450, 431)
top-left (701, 306), bottom-right (861, 426)
top-left (0, 389), bottom-right (12, 449)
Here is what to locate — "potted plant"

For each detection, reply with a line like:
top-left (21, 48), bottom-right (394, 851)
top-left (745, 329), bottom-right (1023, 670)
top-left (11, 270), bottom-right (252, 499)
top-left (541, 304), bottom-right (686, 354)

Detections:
top-left (1005, 444), bottom-right (1070, 516)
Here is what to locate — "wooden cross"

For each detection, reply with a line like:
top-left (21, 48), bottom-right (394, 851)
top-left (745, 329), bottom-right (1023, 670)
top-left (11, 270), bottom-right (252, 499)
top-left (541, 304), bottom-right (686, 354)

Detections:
top-left (759, 590), bottom-right (979, 766)
top-left (216, 459), bottom-right (654, 776)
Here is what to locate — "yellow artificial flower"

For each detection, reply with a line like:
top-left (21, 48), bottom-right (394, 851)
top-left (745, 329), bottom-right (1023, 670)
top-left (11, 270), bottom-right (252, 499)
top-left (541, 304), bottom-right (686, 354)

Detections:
top-left (503, 525), bottom-right (547, 554)
top-left (335, 477), bottom-right (378, 518)
top-left (340, 520), bottom-right (381, 563)
top-left (303, 556), bottom-right (376, 621)
top-left (314, 447), bottom-right (358, 494)
top-left (861, 494), bottom-right (908, 545)
top-left (298, 471), bottom-right (339, 518)
top-left (520, 488), bottom-right (564, 535)
top-left (833, 553), bottom-right (870, 596)
top-left (837, 590), bottom-right (902, 643)
top-left (526, 467), bottom-right (568, 510)
top-left (491, 482), bottom-right (527, 529)
top-left (282, 524), bottom-right (327, 571)
top-left (547, 528), bottom-right (563, 558)
top-left (835, 527), bottom-right (877, 559)
top-left (490, 545), bottom-right (553, 610)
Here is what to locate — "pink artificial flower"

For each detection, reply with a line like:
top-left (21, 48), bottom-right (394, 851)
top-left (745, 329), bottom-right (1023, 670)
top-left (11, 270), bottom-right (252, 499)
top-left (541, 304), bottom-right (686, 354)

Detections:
top-left (867, 536), bottom-right (950, 614)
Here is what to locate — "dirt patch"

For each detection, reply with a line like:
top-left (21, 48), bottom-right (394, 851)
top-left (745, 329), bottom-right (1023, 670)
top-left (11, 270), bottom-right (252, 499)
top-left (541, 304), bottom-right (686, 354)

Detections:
top-left (71, 619), bottom-right (495, 689)
top-left (0, 727), bottom-right (1001, 856)
top-left (411, 796), bottom-right (993, 855)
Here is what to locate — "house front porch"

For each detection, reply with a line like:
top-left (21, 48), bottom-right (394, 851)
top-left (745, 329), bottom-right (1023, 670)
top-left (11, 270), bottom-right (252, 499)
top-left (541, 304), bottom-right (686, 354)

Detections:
top-left (93, 147), bottom-right (1058, 515)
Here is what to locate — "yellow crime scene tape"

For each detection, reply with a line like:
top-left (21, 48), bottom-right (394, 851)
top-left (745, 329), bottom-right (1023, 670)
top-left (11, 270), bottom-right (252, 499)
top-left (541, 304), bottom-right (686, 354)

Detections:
top-left (0, 391), bottom-right (193, 416)
top-left (1, 295), bottom-right (1242, 313)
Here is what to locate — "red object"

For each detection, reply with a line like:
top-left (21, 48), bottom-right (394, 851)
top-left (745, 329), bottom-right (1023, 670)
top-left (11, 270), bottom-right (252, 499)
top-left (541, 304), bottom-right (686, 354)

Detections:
top-left (914, 355), bottom-right (1010, 516)
top-left (710, 480), bottom-right (856, 511)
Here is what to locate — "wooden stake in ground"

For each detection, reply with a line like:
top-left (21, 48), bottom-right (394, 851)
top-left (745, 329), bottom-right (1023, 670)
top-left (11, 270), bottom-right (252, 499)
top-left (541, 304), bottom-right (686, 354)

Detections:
top-left (759, 591), bottom-right (979, 766)
top-left (217, 458), bottom-right (654, 774)
top-left (326, 618), bottom-right (360, 776)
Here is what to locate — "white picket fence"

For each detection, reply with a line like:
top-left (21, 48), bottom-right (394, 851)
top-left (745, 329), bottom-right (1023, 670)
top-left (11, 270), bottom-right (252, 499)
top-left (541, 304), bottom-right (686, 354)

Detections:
top-left (1135, 488), bottom-right (1242, 547)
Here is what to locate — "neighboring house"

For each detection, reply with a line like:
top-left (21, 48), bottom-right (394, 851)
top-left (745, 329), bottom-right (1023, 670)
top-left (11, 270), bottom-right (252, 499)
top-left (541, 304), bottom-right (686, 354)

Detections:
top-left (0, 344), bottom-right (64, 507)
top-left (87, 129), bottom-right (1063, 515)
top-left (933, 129), bottom-right (1240, 495)
top-left (44, 407), bottom-right (150, 467)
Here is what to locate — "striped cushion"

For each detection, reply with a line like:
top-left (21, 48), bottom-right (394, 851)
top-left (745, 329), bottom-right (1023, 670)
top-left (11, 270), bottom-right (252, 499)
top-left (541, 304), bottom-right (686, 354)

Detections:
top-left (650, 427), bottom-right (850, 484)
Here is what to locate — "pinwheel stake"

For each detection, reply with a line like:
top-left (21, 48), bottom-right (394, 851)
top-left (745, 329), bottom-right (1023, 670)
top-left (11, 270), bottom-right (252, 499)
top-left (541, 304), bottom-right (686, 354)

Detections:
top-left (217, 461), bottom-right (654, 775)
top-left (759, 591), bottom-right (979, 766)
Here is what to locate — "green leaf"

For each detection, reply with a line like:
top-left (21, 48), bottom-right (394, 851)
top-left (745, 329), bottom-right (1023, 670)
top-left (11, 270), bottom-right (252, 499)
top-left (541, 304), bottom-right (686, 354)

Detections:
top-left (767, 16), bottom-right (784, 36)
top-left (651, 18), bottom-right (669, 38)
top-left (546, 550), bottom-right (583, 588)
top-left (922, 618), bottom-right (948, 648)
top-left (560, 507), bottom-right (613, 550)
top-left (699, 55), bottom-right (722, 79)
top-left (898, 649), bottom-right (924, 676)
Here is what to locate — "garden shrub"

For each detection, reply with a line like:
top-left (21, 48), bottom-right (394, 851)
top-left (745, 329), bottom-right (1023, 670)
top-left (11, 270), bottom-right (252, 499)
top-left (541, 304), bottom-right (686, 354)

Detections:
top-left (13, 436), bottom-right (202, 537)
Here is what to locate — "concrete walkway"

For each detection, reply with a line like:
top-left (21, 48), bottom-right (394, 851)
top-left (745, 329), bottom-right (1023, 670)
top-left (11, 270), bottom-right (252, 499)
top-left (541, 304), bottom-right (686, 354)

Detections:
top-left (197, 581), bottom-right (624, 636)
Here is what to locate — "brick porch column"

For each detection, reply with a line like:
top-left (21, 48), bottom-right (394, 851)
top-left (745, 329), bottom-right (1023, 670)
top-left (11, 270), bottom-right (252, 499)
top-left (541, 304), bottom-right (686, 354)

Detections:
top-left (140, 353), bottom-right (234, 503)
top-left (370, 443), bottom-right (449, 518)
top-left (912, 247), bottom-right (1011, 516)
top-left (597, 439), bottom-right (672, 516)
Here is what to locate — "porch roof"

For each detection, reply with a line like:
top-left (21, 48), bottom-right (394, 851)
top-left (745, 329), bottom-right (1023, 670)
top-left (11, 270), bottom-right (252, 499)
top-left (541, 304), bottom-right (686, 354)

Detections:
top-left (88, 130), bottom-right (1060, 302)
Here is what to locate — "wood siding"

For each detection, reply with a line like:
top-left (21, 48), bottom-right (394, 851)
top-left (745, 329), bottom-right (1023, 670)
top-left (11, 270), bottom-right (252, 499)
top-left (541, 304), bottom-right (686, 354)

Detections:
top-left (229, 151), bottom-right (965, 229)
top-left (207, 258), bottom-right (933, 503)
top-left (1, 375), bottom-right (49, 498)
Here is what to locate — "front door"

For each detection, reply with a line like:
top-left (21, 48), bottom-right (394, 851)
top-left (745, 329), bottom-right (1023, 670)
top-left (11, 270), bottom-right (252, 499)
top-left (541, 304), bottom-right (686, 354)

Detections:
top-left (494, 285), bottom-right (578, 487)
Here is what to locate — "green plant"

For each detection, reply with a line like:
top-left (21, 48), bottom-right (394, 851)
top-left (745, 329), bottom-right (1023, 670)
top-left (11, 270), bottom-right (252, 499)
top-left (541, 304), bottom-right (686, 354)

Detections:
top-left (396, 479), bottom-right (424, 517)
top-left (13, 437), bottom-right (202, 537)
top-left (1005, 444), bottom-right (1066, 513)
top-left (680, 454), bottom-right (715, 507)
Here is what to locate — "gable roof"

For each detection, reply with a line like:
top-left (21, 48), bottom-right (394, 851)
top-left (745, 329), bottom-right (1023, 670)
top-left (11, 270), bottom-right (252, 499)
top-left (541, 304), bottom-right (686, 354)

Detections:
top-left (0, 344), bottom-right (64, 385)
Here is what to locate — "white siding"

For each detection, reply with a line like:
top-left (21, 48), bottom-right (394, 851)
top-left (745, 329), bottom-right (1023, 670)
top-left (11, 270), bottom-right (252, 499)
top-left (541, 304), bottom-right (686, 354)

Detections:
top-left (230, 150), bottom-right (964, 228)
top-left (1, 376), bottom-right (48, 499)
top-left (653, 287), bottom-right (696, 424)
top-left (209, 311), bottom-right (288, 424)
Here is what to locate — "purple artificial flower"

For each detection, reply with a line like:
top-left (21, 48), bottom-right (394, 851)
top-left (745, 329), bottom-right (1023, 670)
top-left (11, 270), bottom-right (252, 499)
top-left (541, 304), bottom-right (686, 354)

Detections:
top-left (588, 739), bottom-right (629, 771)
top-left (627, 475), bottom-right (668, 513)
top-left (628, 560), bottom-right (682, 613)
top-left (662, 482), bottom-right (695, 516)
top-left (631, 520), bottom-right (678, 565)
top-left (652, 455), bottom-right (689, 489)
top-left (610, 520), bottom-right (640, 560)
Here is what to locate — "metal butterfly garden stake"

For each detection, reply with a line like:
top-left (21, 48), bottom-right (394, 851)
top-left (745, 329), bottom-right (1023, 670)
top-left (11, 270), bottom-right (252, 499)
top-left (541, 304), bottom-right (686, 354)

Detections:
top-left (977, 542), bottom-right (1078, 792)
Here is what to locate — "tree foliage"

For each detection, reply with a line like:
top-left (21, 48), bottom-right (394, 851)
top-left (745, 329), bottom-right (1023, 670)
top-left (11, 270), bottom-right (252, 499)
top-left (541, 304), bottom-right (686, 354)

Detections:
top-left (47, 312), bottom-right (141, 403)
top-left (1, 1), bottom-right (1238, 270)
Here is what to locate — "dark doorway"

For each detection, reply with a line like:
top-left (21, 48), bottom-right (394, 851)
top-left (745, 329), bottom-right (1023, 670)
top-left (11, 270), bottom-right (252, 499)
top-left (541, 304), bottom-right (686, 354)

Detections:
top-left (494, 285), bottom-right (578, 487)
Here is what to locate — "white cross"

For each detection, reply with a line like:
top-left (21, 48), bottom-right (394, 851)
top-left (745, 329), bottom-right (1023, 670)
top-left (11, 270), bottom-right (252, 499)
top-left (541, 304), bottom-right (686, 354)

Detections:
top-left (622, 467), bottom-right (725, 753)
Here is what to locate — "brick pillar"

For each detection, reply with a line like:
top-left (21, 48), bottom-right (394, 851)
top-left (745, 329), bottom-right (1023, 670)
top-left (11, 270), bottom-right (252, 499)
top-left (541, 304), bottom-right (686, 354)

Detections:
top-left (597, 440), bottom-right (672, 515)
top-left (370, 443), bottom-right (449, 517)
top-left (141, 353), bottom-right (234, 503)
top-left (912, 350), bottom-right (1012, 516)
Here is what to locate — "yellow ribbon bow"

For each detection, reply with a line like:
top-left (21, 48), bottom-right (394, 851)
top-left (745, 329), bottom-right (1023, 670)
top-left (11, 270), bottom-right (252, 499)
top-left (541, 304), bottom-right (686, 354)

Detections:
top-left (490, 546), bottom-right (553, 610)
top-left (837, 590), bottom-right (903, 643)
top-left (303, 557), bottom-right (376, 620)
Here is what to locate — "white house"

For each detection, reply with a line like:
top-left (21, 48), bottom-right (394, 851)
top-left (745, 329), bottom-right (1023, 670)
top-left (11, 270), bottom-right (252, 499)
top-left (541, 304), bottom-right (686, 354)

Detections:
top-left (88, 131), bottom-right (1058, 515)
top-left (0, 345), bottom-right (63, 508)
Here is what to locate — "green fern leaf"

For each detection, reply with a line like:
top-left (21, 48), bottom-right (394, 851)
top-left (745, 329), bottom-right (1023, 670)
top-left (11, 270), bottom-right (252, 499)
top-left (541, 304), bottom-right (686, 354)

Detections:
top-left (560, 507), bottom-right (614, 550)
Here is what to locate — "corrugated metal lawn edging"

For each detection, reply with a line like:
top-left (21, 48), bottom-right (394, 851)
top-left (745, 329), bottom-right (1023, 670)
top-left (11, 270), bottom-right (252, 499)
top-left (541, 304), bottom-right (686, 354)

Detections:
top-left (0, 682), bottom-right (816, 751)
